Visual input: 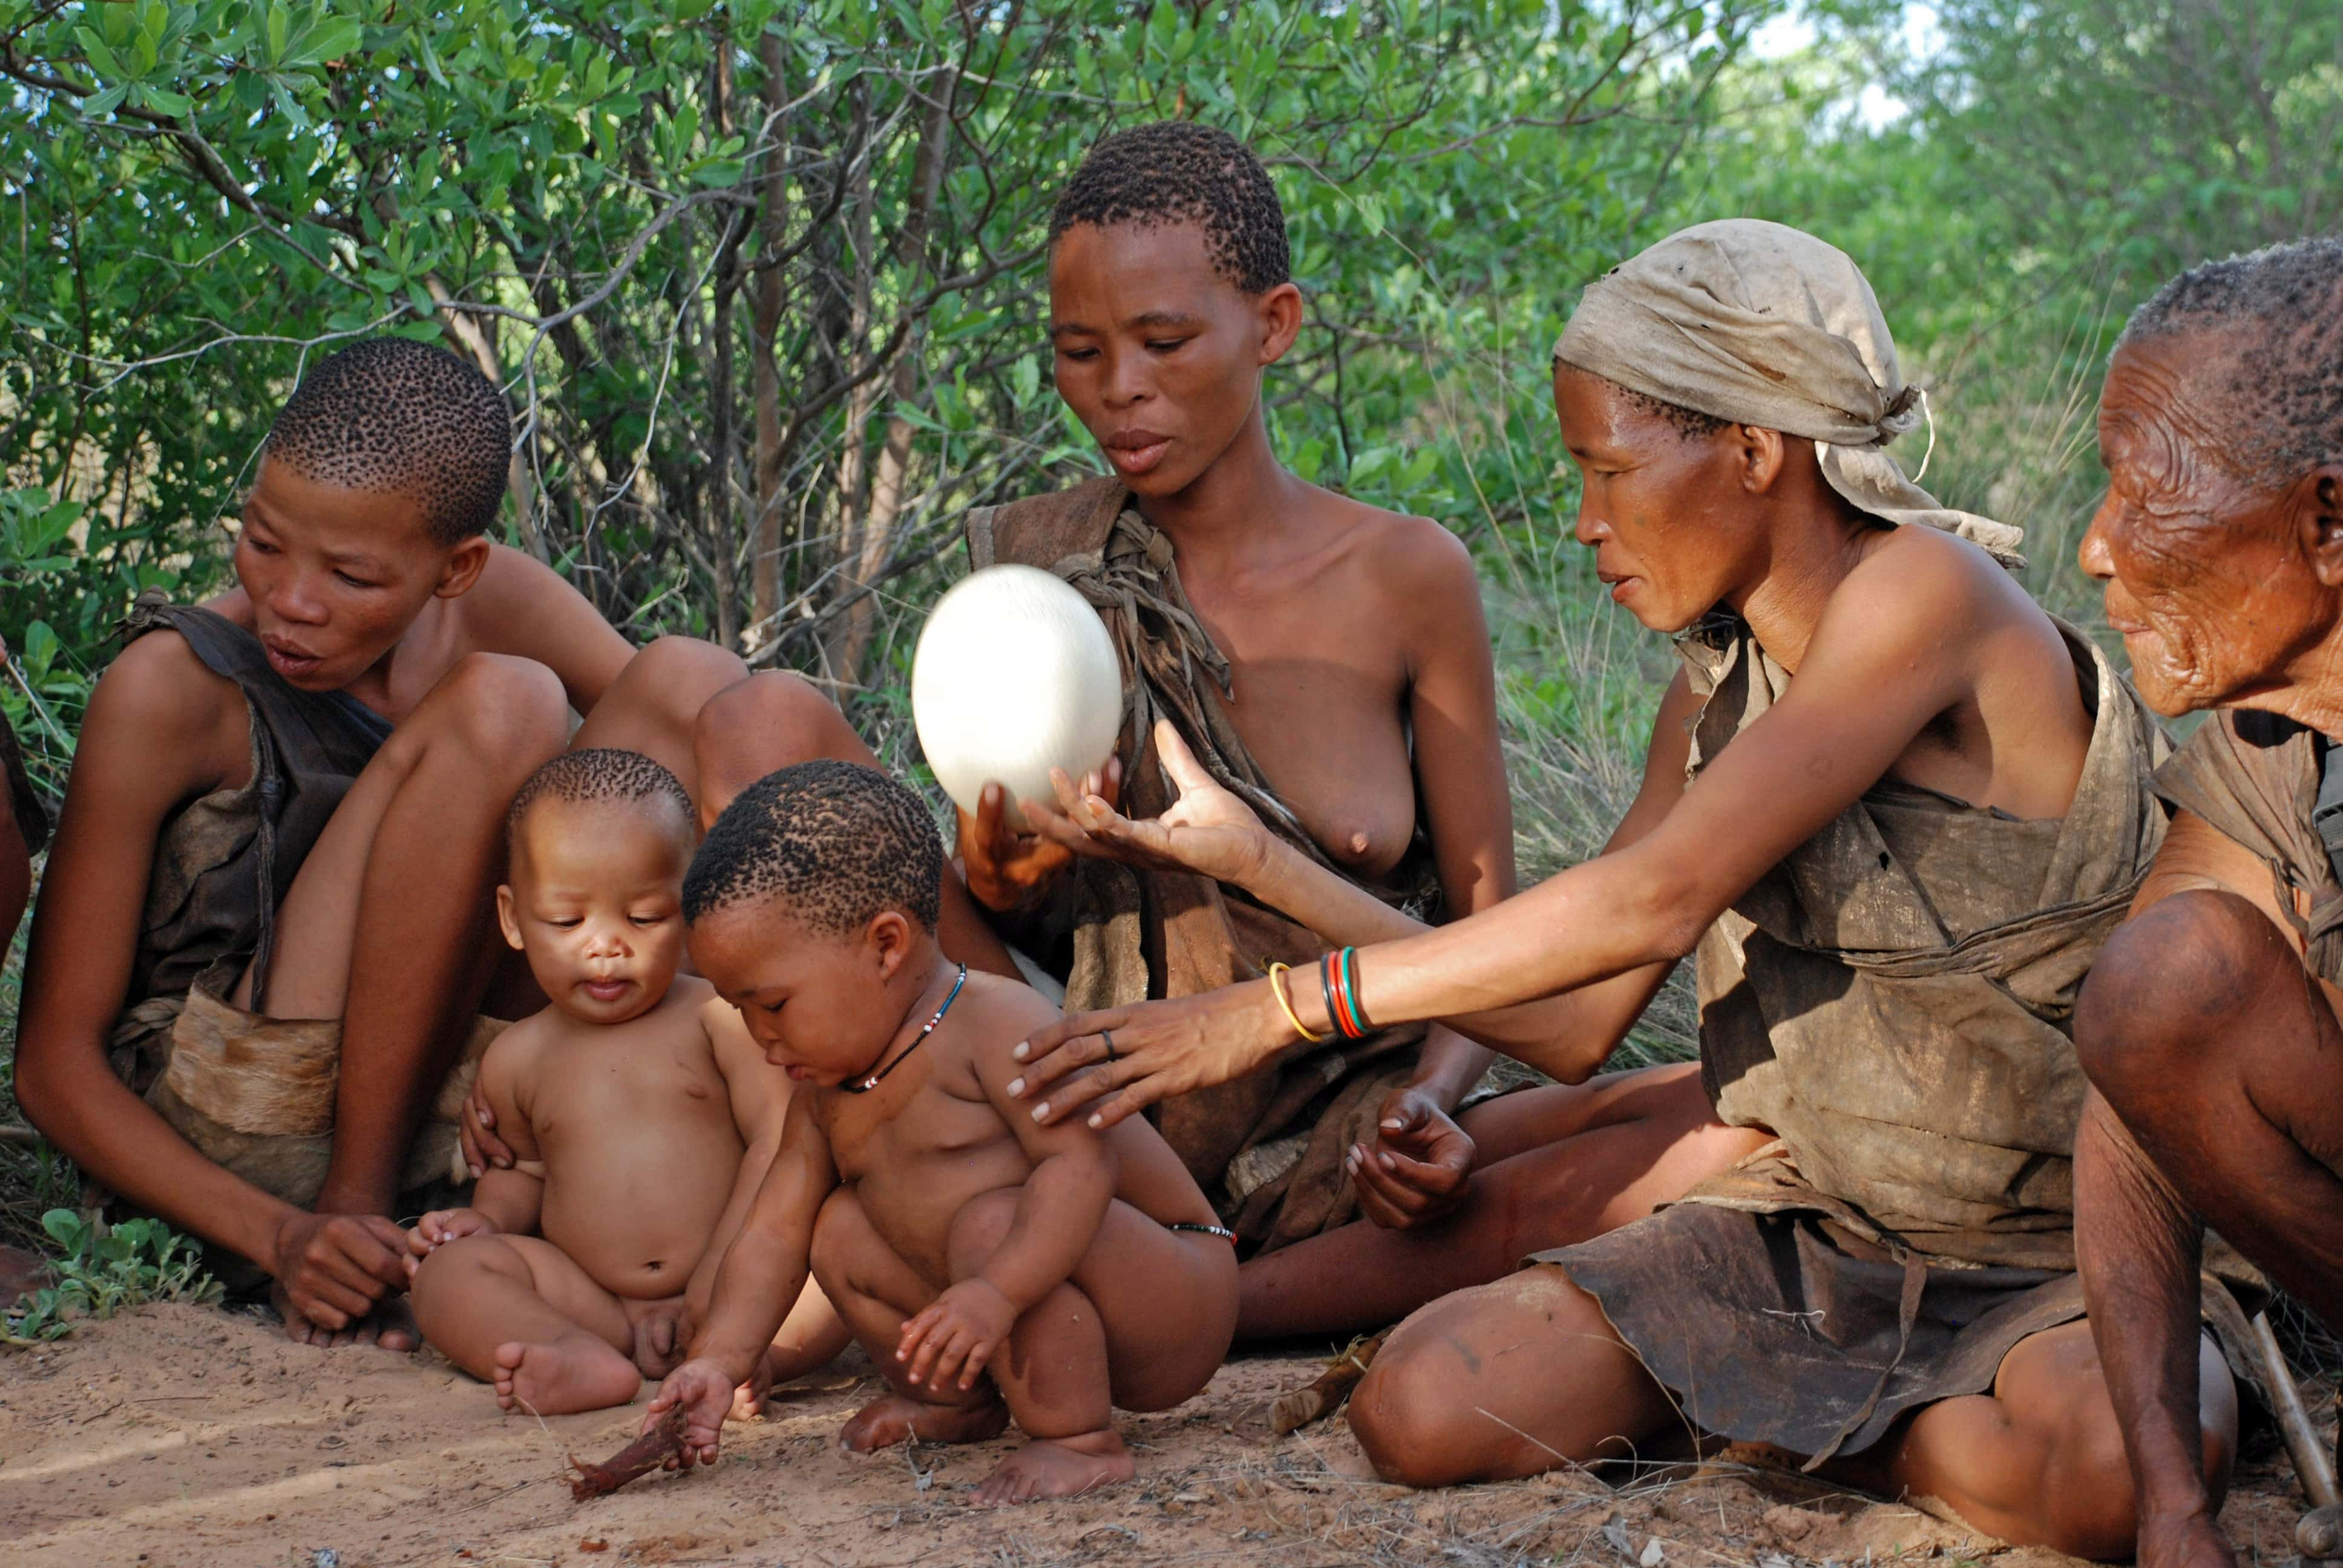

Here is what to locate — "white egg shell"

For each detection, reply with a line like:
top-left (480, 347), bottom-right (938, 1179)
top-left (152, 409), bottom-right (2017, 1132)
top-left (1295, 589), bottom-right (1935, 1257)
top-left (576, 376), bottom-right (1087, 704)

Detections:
top-left (911, 564), bottom-right (1123, 817)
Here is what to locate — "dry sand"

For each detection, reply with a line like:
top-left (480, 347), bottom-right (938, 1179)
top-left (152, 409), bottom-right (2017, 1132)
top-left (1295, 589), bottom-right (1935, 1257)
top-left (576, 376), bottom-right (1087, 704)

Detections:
top-left (0, 1301), bottom-right (2316, 1567)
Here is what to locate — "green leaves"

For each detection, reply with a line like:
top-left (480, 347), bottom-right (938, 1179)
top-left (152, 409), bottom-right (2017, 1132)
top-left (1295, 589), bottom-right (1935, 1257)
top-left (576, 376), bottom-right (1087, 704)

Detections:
top-left (2, 1210), bottom-right (221, 1346)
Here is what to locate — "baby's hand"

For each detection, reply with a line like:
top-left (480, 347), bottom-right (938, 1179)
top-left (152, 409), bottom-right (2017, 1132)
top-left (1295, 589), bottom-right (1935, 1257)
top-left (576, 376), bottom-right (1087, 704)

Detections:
top-left (897, 1279), bottom-right (1018, 1393)
top-left (407, 1208), bottom-right (496, 1259)
top-left (646, 1358), bottom-right (738, 1466)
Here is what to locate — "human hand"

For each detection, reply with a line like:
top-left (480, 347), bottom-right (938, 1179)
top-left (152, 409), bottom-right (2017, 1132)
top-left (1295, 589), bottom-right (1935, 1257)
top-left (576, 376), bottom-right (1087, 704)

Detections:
top-left (270, 1209), bottom-right (411, 1335)
top-left (457, 1074), bottom-right (514, 1178)
top-left (1010, 981), bottom-right (1295, 1130)
top-left (897, 1278), bottom-right (1018, 1393)
top-left (958, 760), bottom-right (1120, 913)
top-left (1023, 720), bottom-right (1270, 888)
top-left (1349, 1086), bottom-right (1476, 1229)
top-left (623, 1294), bottom-right (692, 1379)
top-left (644, 1357), bottom-right (741, 1466)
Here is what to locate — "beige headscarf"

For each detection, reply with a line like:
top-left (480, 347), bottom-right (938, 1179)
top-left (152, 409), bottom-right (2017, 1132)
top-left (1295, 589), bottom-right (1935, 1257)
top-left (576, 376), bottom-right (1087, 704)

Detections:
top-left (1554, 219), bottom-right (2025, 567)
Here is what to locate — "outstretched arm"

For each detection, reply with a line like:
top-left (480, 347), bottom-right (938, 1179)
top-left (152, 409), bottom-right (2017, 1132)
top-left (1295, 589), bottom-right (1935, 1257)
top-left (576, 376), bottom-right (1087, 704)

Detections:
top-left (646, 1091), bottom-right (833, 1463)
top-left (1041, 668), bottom-right (1698, 1082)
top-left (1012, 542), bottom-right (2029, 1128)
top-left (689, 1000), bottom-right (792, 1323)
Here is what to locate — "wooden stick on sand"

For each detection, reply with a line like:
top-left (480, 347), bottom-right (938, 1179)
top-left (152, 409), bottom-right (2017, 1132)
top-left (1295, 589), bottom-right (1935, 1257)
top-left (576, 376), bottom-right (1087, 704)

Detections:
top-left (568, 1407), bottom-right (689, 1500)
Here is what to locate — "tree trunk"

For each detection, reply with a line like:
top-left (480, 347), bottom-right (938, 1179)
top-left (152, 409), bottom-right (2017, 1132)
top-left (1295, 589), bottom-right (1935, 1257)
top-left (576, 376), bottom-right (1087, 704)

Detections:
top-left (826, 63), bottom-right (958, 686)
top-left (747, 26), bottom-right (793, 653)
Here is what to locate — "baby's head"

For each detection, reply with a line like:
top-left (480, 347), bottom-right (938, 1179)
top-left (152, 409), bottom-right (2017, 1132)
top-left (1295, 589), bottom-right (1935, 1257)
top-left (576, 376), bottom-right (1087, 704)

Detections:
top-left (683, 760), bottom-right (945, 1085)
top-left (499, 749), bottom-right (698, 1025)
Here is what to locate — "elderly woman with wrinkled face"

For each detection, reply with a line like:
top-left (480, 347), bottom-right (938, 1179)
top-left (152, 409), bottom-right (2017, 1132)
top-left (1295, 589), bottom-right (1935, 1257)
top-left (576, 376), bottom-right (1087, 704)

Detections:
top-left (1009, 219), bottom-right (2243, 1554)
top-left (2069, 237), bottom-right (2343, 1568)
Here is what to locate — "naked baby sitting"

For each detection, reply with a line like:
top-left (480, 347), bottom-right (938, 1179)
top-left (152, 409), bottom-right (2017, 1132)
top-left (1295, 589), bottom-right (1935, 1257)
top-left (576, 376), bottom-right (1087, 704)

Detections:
top-left (646, 760), bottom-right (1239, 1504)
top-left (407, 749), bottom-right (810, 1415)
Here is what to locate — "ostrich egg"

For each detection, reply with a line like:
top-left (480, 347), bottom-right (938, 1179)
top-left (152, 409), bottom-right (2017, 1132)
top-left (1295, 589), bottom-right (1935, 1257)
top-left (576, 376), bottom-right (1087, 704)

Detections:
top-left (911, 564), bottom-right (1122, 817)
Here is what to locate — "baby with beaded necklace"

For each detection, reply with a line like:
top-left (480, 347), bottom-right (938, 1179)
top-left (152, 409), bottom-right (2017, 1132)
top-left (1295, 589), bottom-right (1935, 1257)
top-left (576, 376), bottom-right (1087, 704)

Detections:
top-left (649, 760), bottom-right (1237, 1506)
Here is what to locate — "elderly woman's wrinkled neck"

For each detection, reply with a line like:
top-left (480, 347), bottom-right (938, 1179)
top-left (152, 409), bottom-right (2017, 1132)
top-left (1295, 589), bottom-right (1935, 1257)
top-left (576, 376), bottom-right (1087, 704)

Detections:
top-left (2081, 332), bottom-right (2343, 733)
top-left (1552, 363), bottom-right (1884, 669)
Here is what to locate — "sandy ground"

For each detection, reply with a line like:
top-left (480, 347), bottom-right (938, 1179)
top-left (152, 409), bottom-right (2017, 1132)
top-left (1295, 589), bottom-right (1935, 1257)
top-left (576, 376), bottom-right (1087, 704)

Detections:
top-left (0, 1302), bottom-right (2316, 1568)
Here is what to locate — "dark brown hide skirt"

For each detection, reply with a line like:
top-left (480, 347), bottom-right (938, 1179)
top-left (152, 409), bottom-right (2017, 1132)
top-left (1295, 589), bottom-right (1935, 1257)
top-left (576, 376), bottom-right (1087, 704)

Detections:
top-left (1536, 1206), bottom-right (2087, 1463)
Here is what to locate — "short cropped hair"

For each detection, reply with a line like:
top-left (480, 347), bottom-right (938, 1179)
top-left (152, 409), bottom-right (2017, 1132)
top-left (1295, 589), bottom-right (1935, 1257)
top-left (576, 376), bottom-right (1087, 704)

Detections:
top-left (1621, 387), bottom-right (1730, 440)
top-left (1050, 121), bottom-right (1291, 295)
top-left (683, 760), bottom-right (943, 936)
top-left (507, 748), bottom-right (695, 856)
top-left (264, 338), bottom-right (512, 544)
top-left (2117, 238), bottom-right (2343, 489)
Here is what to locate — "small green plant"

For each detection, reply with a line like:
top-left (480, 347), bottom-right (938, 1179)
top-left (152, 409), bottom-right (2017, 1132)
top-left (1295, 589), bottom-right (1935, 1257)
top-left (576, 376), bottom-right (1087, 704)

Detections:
top-left (2, 1209), bottom-right (220, 1346)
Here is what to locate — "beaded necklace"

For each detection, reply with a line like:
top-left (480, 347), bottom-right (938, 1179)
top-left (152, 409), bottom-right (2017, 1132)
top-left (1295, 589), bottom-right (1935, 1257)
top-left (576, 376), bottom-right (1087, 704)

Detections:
top-left (839, 963), bottom-right (968, 1094)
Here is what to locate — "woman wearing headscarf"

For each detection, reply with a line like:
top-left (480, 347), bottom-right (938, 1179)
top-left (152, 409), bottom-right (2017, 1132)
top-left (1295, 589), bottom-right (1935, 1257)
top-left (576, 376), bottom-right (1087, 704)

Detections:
top-left (1011, 220), bottom-right (2243, 1553)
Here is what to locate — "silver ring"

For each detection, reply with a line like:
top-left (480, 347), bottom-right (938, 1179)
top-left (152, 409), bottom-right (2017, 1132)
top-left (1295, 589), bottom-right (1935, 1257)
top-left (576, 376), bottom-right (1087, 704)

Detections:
top-left (1101, 1029), bottom-right (1117, 1063)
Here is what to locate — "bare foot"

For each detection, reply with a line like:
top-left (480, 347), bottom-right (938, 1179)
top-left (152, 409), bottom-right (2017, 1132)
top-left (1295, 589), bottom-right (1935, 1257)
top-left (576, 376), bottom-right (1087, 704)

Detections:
top-left (493, 1333), bottom-right (643, 1416)
top-left (970, 1429), bottom-right (1133, 1506)
top-left (839, 1390), bottom-right (1009, 1452)
top-left (365, 1296), bottom-right (421, 1353)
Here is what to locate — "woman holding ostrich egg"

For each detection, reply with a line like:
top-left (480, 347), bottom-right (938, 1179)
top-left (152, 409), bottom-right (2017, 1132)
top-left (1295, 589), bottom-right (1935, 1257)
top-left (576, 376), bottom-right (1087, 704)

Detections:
top-left (692, 120), bottom-right (1758, 1345)
top-left (1008, 220), bottom-right (2230, 1561)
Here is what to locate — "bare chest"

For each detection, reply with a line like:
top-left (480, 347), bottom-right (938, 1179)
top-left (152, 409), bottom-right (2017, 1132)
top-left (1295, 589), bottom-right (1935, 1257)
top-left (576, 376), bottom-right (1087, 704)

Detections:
top-left (528, 1037), bottom-right (732, 1157)
top-left (1180, 587), bottom-right (1420, 880)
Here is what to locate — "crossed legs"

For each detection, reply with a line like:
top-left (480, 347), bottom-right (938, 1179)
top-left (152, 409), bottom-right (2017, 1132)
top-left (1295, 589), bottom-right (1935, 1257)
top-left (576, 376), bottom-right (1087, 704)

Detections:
top-left (1237, 1062), bottom-right (1771, 1341)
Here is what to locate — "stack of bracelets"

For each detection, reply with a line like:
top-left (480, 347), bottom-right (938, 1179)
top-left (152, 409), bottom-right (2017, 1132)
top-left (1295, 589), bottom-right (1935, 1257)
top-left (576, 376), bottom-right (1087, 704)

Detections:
top-left (1265, 947), bottom-right (1376, 1042)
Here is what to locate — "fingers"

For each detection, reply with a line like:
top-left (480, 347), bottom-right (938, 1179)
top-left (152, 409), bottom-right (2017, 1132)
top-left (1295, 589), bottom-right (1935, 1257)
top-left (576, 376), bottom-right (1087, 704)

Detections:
top-left (346, 1217), bottom-right (415, 1290)
top-left (464, 1088), bottom-right (513, 1174)
top-left (1153, 720), bottom-right (1214, 797)
top-left (1008, 1010), bottom-right (1132, 1089)
top-left (897, 1313), bottom-right (946, 1387)
top-left (1069, 1078), bottom-right (1156, 1131)
top-left (1024, 1059), bottom-right (1127, 1123)
top-left (978, 783), bottom-right (1026, 863)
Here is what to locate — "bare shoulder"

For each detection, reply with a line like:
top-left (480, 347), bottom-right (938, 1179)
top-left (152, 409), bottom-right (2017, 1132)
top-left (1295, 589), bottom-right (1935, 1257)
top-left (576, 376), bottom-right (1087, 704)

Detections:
top-left (1818, 525), bottom-right (2049, 668)
top-left (468, 543), bottom-right (587, 612)
top-left (84, 628), bottom-right (248, 786)
top-left (947, 972), bottom-right (1062, 1086)
top-left (480, 1005), bottom-right (563, 1102)
top-left (1319, 493), bottom-right (1477, 599)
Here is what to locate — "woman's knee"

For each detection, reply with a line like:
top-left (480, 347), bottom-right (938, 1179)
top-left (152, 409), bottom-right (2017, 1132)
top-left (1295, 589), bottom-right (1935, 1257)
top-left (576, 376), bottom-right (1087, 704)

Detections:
top-left (695, 671), bottom-right (857, 767)
top-left (1349, 1305), bottom-right (1519, 1486)
top-left (416, 653), bottom-right (570, 776)
top-left (632, 635), bottom-right (749, 695)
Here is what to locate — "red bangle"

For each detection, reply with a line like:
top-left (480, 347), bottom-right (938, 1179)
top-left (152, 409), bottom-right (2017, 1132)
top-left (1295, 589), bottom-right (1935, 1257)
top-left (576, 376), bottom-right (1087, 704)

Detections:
top-left (1322, 950), bottom-right (1365, 1039)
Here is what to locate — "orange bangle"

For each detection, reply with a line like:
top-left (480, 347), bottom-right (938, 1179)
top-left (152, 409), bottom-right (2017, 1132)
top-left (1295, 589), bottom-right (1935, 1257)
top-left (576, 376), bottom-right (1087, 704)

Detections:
top-left (1265, 962), bottom-right (1326, 1043)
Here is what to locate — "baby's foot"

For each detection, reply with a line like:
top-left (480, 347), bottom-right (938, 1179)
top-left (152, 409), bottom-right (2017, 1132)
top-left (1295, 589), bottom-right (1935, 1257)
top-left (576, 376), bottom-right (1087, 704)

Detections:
top-left (839, 1390), bottom-right (1008, 1452)
top-left (969, 1430), bottom-right (1134, 1506)
top-left (493, 1334), bottom-right (642, 1416)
